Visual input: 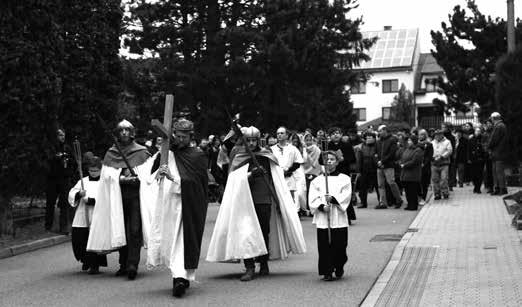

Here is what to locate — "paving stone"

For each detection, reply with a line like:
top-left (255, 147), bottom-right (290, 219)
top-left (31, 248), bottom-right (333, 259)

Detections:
top-left (369, 187), bottom-right (522, 306)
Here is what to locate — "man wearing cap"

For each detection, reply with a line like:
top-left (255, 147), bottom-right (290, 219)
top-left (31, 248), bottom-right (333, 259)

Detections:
top-left (207, 126), bottom-right (306, 282)
top-left (87, 119), bottom-right (150, 280)
top-left (487, 112), bottom-right (508, 195)
top-left (145, 119), bottom-right (209, 297)
top-left (375, 125), bottom-right (403, 209)
top-left (431, 129), bottom-right (453, 200)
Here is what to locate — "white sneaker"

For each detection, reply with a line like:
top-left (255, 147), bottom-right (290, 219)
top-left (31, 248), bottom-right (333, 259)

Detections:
top-left (419, 200), bottom-right (426, 206)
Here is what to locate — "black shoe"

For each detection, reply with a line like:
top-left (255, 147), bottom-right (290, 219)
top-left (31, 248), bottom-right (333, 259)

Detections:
top-left (115, 266), bottom-right (127, 277)
top-left (394, 200), bottom-right (403, 209)
top-left (259, 262), bottom-right (269, 276)
top-left (459, 183), bottom-right (463, 188)
top-left (322, 274), bottom-right (334, 281)
top-left (82, 263), bottom-right (89, 271)
top-left (357, 204), bottom-right (367, 209)
top-left (443, 194), bottom-right (449, 199)
top-left (449, 187), bottom-right (453, 192)
top-left (335, 268), bottom-right (344, 278)
top-left (88, 266), bottom-right (100, 275)
top-left (172, 278), bottom-right (186, 298)
top-left (127, 265), bottom-right (137, 280)
top-left (500, 188), bottom-right (508, 195)
top-left (375, 204), bottom-right (387, 209)
top-left (404, 207), bottom-right (417, 211)
top-left (434, 195), bottom-right (441, 200)
top-left (492, 188), bottom-right (501, 195)
top-left (240, 267), bottom-right (255, 282)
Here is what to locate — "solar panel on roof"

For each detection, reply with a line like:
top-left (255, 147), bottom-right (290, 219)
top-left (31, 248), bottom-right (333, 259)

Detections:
top-left (358, 28), bottom-right (418, 69)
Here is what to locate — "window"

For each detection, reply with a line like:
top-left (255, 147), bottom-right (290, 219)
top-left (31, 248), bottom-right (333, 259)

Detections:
top-left (354, 108), bottom-right (366, 121)
top-left (382, 107), bottom-right (391, 120)
top-left (351, 82), bottom-right (366, 94)
top-left (382, 79), bottom-right (399, 93)
top-left (425, 78), bottom-right (439, 92)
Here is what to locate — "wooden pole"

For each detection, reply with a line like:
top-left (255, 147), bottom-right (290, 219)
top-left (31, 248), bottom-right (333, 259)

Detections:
top-left (160, 94), bottom-right (174, 166)
top-left (507, 0), bottom-right (515, 53)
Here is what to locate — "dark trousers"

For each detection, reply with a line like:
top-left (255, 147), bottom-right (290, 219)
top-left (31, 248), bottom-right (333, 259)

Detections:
top-left (403, 181), bottom-right (419, 210)
top-left (492, 160), bottom-right (506, 189)
top-left (457, 163), bottom-right (467, 185)
top-left (470, 161), bottom-right (485, 192)
top-left (419, 166), bottom-right (431, 200)
top-left (484, 159), bottom-right (494, 190)
top-left (449, 160), bottom-right (457, 188)
top-left (45, 180), bottom-right (69, 231)
top-left (244, 203), bottom-right (271, 268)
top-left (71, 227), bottom-right (107, 267)
top-left (118, 194), bottom-right (143, 270)
top-left (317, 227), bottom-right (348, 276)
top-left (358, 171), bottom-right (379, 206)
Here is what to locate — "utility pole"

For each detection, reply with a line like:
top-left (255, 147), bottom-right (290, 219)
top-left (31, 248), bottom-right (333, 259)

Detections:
top-left (507, 0), bottom-right (515, 53)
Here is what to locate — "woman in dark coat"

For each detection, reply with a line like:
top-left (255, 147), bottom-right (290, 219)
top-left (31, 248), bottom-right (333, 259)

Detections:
top-left (399, 135), bottom-right (424, 211)
top-left (468, 127), bottom-right (487, 193)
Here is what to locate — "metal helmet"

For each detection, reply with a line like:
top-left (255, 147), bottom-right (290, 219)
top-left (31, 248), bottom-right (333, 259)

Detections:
top-left (116, 119), bottom-right (136, 138)
top-left (243, 126), bottom-right (260, 139)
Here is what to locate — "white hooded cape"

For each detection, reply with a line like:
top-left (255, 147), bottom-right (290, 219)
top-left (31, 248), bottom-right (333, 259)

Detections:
top-left (206, 161), bottom-right (306, 262)
top-left (86, 159), bottom-right (155, 253)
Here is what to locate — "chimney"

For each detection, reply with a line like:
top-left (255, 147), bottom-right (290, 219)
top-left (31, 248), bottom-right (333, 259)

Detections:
top-left (383, 26), bottom-right (392, 31)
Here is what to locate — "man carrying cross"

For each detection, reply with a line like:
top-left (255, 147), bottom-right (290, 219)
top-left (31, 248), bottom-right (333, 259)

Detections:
top-left (145, 118), bottom-right (209, 298)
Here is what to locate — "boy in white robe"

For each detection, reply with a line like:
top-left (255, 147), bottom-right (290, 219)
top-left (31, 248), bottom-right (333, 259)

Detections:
top-left (68, 157), bottom-right (107, 274)
top-left (309, 150), bottom-right (352, 281)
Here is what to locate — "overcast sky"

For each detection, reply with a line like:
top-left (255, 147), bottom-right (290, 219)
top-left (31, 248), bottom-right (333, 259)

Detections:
top-left (352, 0), bottom-right (521, 52)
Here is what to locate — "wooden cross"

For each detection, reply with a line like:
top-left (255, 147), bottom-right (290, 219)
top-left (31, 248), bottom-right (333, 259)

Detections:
top-left (151, 94), bottom-right (174, 167)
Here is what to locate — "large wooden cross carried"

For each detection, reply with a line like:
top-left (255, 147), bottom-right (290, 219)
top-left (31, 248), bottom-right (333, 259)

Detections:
top-left (151, 94), bottom-right (174, 167)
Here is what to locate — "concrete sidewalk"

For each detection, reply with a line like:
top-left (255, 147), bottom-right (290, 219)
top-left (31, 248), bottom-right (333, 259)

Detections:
top-left (362, 187), bottom-right (522, 307)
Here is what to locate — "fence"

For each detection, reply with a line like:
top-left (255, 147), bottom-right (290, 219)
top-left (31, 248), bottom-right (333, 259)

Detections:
top-left (417, 115), bottom-right (480, 130)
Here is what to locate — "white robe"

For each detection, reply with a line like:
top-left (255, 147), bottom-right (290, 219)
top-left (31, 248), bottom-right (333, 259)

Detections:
top-left (86, 160), bottom-right (155, 253)
top-left (143, 152), bottom-right (195, 280)
top-left (206, 161), bottom-right (306, 262)
top-left (68, 177), bottom-right (99, 228)
top-left (309, 173), bottom-right (352, 229)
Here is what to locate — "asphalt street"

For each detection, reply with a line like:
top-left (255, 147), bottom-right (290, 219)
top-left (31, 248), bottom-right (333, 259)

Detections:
top-left (0, 195), bottom-right (417, 307)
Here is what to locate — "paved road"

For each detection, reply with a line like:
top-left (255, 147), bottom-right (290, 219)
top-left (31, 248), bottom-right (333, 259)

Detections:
top-left (0, 197), bottom-right (417, 307)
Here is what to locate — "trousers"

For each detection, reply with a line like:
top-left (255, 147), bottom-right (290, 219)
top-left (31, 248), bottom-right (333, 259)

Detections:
top-left (317, 227), bottom-right (348, 276)
top-left (431, 164), bottom-right (449, 196)
top-left (118, 192), bottom-right (143, 270)
top-left (45, 180), bottom-right (70, 232)
top-left (377, 168), bottom-right (402, 206)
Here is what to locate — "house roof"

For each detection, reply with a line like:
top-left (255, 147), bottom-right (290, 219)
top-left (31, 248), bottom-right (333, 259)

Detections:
top-left (414, 53), bottom-right (444, 91)
top-left (418, 53), bottom-right (443, 74)
top-left (357, 28), bottom-right (419, 70)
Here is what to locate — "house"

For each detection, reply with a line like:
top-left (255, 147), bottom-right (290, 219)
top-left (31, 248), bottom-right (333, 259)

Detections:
top-left (347, 26), bottom-right (478, 130)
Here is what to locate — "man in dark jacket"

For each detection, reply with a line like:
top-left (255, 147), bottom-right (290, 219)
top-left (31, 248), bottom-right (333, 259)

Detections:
top-left (356, 132), bottom-right (379, 208)
top-left (326, 127), bottom-right (356, 175)
top-left (455, 128), bottom-right (469, 187)
top-left (417, 129), bottom-right (433, 204)
top-left (375, 125), bottom-right (403, 209)
top-left (45, 128), bottom-right (73, 233)
top-left (487, 112), bottom-right (508, 195)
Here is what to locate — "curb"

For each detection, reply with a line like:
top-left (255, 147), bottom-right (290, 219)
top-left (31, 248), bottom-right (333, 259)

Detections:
top-left (360, 198), bottom-right (432, 307)
top-left (0, 235), bottom-right (70, 260)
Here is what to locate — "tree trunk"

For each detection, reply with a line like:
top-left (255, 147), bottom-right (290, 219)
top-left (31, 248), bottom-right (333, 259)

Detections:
top-left (0, 194), bottom-right (14, 237)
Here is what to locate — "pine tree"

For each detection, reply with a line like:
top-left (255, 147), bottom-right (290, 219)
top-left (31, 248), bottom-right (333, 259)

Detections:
top-left (430, 0), bottom-right (522, 118)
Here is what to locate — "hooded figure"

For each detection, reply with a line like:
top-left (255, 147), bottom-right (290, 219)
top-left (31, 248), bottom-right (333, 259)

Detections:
top-left (206, 126), bottom-right (306, 282)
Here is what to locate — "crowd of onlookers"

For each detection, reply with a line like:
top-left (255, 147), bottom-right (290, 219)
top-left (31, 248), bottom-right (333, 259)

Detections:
top-left (161, 111), bottom-right (509, 214)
